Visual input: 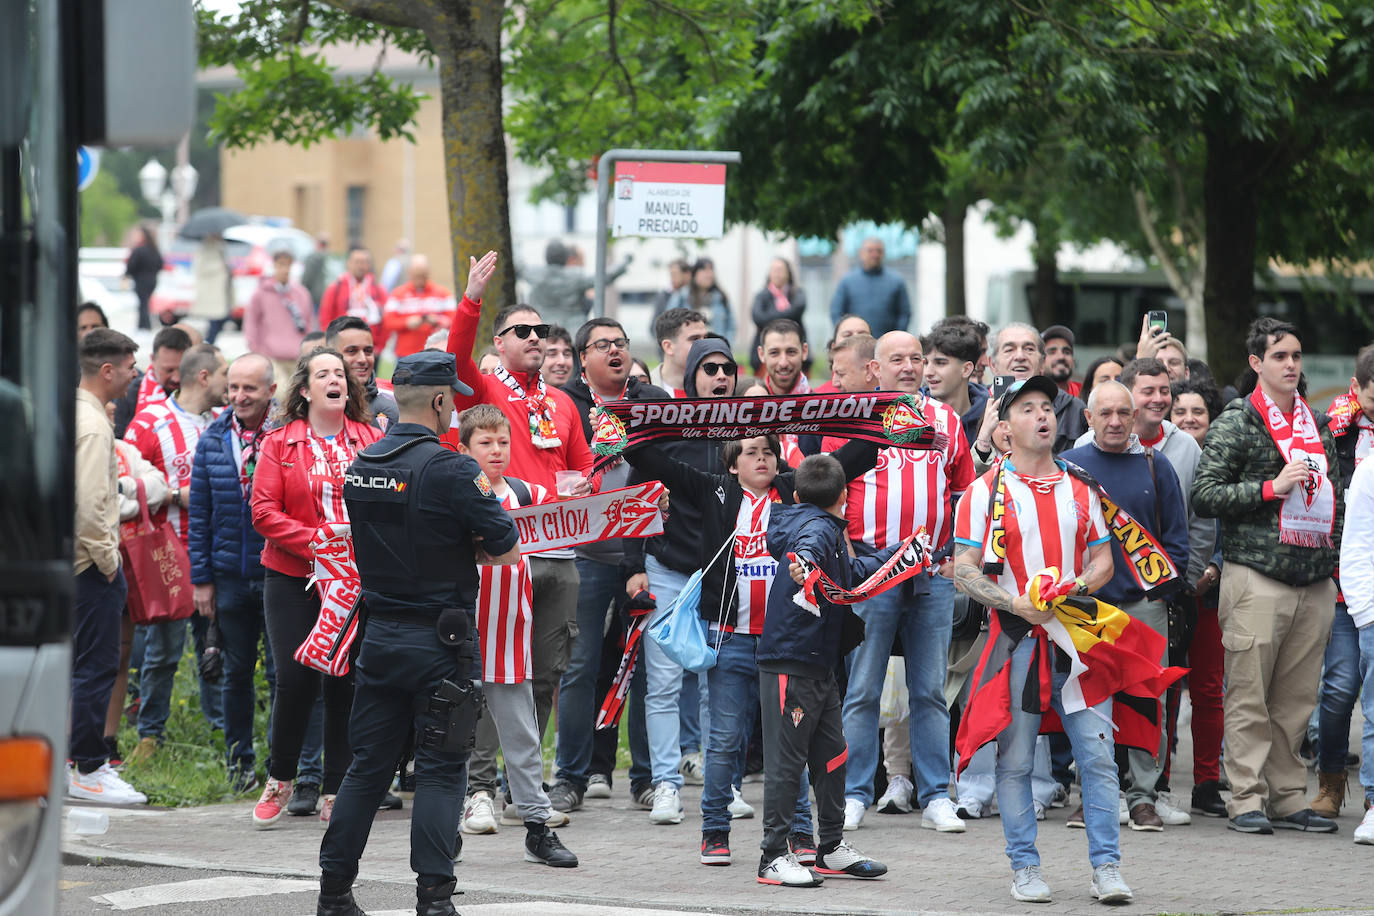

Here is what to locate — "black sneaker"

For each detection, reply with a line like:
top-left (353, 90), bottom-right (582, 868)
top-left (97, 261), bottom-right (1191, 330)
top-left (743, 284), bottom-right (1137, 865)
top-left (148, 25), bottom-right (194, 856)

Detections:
top-left (1227, 810), bottom-right (1273, 834)
top-left (289, 782), bottom-right (321, 816)
top-left (701, 831), bottom-right (731, 865)
top-left (630, 783), bottom-right (655, 810)
top-left (1272, 808), bottom-right (1338, 833)
top-left (231, 766), bottom-right (260, 795)
top-left (1191, 780), bottom-right (1228, 817)
top-left (788, 832), bottom-right (817, 866)
top-left (547, 780), bottom-right (584, 813)
top-left (379, 791), bottom-right (403, 810)
top-left (524, 828), bottom-right (579, 867)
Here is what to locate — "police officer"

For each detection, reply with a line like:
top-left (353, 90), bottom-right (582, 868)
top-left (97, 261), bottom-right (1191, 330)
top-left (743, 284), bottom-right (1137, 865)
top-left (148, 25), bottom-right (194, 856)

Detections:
top-left (317, 350), bottom-right (520, 916)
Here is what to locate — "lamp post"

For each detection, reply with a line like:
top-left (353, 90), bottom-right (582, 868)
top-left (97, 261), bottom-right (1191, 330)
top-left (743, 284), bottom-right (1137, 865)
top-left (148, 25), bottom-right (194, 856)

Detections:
top-left (138, 158), bottom-right (175, 250)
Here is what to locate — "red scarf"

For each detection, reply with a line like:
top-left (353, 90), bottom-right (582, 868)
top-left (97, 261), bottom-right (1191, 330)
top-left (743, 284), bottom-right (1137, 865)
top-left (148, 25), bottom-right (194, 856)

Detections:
top-left (1328, 379), bottom-right (1374, 467)
top-left (767, 282), bottom-right (791, 312)
top-left (1251, 386), bottom-right (1334, 547)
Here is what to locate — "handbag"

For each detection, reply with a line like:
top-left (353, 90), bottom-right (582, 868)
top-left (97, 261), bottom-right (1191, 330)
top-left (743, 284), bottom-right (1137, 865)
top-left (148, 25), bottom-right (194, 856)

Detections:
top-left (647, 533), bottom-right (734, 673)
top-left (118, 478), bottom-right (195, 626)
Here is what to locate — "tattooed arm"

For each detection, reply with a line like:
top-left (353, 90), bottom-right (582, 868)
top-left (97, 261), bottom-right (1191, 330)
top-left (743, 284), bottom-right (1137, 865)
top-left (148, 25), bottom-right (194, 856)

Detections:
top-left (952, 544), bottom-right (1054, 626)
top-left (1080, 540), bottom-right (1115, 594)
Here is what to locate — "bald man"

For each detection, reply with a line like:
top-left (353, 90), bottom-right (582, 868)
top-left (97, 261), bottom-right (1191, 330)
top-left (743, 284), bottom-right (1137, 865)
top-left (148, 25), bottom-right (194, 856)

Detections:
top-left (382, 254), bottom-right (457, 357)
top-left (822, 330), bottom-right (974, 831)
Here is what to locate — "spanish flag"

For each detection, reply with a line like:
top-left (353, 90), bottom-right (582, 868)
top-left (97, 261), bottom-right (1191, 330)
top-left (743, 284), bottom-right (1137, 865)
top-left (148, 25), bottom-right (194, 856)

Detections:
top-left (955, 568), bottom-right (1187, 772)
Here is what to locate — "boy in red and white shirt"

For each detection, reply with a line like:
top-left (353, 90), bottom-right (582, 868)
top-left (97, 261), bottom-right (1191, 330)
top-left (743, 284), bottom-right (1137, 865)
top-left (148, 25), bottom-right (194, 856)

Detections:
top-left (455, 405), bottom-right (577, 865)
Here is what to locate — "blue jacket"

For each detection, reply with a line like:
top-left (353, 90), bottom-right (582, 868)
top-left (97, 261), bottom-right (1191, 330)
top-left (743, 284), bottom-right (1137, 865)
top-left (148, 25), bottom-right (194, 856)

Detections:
top-left (189, 410), bottom-right (269, 583)
top-left (829, 266), bottom-right (911, 337)
top-left (758, 502), bottom-right (899, 678)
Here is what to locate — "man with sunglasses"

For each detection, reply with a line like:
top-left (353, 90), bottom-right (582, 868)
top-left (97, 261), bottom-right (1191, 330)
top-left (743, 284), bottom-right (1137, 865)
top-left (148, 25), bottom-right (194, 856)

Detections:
top-left (546, 318), bottom-right (669, 815)
top-left (444, 251), bottom-right (595, 829)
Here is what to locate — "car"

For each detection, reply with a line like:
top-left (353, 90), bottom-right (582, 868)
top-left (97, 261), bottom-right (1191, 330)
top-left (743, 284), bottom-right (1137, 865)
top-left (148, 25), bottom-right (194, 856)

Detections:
top-left (149, 223), bottom-right (318, 326)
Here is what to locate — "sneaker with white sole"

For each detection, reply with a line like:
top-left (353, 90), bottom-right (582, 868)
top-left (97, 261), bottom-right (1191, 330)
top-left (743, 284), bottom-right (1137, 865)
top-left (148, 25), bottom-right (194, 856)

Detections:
top-left (1354, 807), bottom-right (1374, 845)
top-left (814, 839), bottom-right (887, 878)
top-left (584, 773), bottom-right (612, 799)
top-left (757, 852), bottom-right (823, 887)
top-left (68, 764), bottom-right (147, 805)
top-left (1155, 793), bottom-right (1193, 826)
top-left (649, 782), bottom-right (684, 824)
top-left (252, 778), bottom-right (293, 828)
top-left (729, 786), bottom-right (755, 819)
top-left (1050, 783), bottom-right (1069, 808)
top-left (462, 791), bottom-right (499, 834)
top-left (679, 752), bottom-right (705, 785)
top-left (1034, 801), bottom-right (1047, 821)
top-left (1091, 863), bottom-right (1133, 903)
top-left (1118, 794), bottom-right (1129, 825)
top-left (920, 796), bottom-right (966, 833)
top-left (843, 797), bottom-right (866, 830)
top-left (877, 774), bottom-right (914, 814)
top-left (956, 797), bottom-right (984, 819)
top-left (1011, 864), bottom-right (1051, 902)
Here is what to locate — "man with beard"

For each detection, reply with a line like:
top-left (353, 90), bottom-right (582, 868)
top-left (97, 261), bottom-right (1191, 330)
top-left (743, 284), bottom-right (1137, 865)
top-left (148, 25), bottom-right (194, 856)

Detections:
top-left (325, 316), bottom-right (400, 430)
top-left (1041, 325), bottom-right (1080, 397)
top-left (758, 318), bottom-right (810, 466)
top-left (113, 325), bottom-right (193, 438)
top-left (973, 323), bottom-right (1086, 465)
top-left (547, 318), bottom-right (665, 816)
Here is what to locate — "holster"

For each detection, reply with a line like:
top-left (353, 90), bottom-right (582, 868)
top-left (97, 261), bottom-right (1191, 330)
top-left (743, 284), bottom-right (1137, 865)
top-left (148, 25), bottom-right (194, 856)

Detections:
top-left (414, 677), bottom-right (485, 756)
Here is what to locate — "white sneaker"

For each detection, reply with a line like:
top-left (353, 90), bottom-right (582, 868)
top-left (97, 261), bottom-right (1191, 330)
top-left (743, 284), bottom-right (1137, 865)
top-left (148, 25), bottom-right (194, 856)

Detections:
top-left (843, 797), bottom-right (866, 830)
top-left (921, 796), bottom-right (966, 833)
top-left (649, 782), bottom-right (684, 824)
top-left (1091, 863), bottom-right (1133, 903)
top-left (1155, 793), bottom-right (1193, 826)
top-left (1050, 783), bottom-right (1069, 808)
top-left (956, 797), bottom-right (984, 819)
top-left (461, 791), bottom-right (498, 835)
top-left (757, 852), bottom-right (823, 887)
top-left (1011, 864), bottom-right (1051, 903)
top-left (877, 774), bottom-right (914, 814)
top-left (678, 752), bottom-right (705, 785)
top-left (584, 773), bottom-right (612, 799)
top-left (1355, 807), bottom-right (1374, 845)
top-left (729, 786), bottom-right (755, 819)
top-left (68, 763), bottom-right (147, 805)
top-left (1118, 794), bottom-right (1129, 825)
top-left (1034, 801), bottom-right (1047, 821)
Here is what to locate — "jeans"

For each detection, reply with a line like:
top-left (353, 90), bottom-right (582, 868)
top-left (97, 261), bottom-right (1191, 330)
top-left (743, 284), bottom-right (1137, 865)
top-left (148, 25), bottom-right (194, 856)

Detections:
top-left (843, 574), bottom-right (954, 807)
top-left (72, 567), bottom-right (127, 773)
top-left (996, 638), bottom-right (1119, 871)
top-left (680, 668), bottom-right (705, 755)
top-left (1357, 624), bottom-right (1374, 805)
top-left (215, 575), bottom-right (266, 768)
top-left (701, 630), bottom-right (811, 836)
top-left (1318, 602), bottom-right (1361, 773)
top-left (555, 557), bottom-right (649, 790)
top-left (644, 555), bottom-right (691, 787)
top-left (137, 619), bottom-right (187, 740)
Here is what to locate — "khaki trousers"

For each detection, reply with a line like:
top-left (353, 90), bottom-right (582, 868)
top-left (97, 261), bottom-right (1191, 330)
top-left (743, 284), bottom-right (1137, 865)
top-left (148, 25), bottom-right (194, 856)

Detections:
top-left (1218, 564), bottom-right (1334, 818)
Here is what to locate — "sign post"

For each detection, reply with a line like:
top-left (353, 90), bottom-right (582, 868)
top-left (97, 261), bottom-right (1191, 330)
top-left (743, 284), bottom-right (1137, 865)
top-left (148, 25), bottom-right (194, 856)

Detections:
top-left (593, 148), bottom-right (740, 318)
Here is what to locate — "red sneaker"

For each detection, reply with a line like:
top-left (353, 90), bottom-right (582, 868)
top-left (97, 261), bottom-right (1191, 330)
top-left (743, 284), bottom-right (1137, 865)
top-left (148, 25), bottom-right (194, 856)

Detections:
top-left (700, 831), bottom-right (731, 865)
top-left (252, 778), bottom-right (293, 828)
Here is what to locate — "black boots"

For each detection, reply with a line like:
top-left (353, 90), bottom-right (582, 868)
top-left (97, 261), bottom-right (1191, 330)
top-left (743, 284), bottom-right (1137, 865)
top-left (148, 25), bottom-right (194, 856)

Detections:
top-left (316, 876), bottom-right (366, 916)
top-left (417, 878), bottom-right (460, 916)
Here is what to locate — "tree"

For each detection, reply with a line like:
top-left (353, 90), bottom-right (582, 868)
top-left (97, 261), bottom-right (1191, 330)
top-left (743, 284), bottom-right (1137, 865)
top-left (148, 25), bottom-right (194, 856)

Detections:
top-left (79, 172), bottom-right (140, 247)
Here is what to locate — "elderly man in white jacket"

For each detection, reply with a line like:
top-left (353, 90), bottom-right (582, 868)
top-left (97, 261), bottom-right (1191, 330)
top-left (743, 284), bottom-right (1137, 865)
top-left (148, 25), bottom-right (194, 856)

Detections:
top-left (1341, 457), bottom-right (1374, 845)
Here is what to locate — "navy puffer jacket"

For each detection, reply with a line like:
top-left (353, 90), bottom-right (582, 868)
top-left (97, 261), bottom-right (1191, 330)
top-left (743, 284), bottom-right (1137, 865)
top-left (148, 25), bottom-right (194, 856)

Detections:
top-left (188, 409), bottom-right (272, 583)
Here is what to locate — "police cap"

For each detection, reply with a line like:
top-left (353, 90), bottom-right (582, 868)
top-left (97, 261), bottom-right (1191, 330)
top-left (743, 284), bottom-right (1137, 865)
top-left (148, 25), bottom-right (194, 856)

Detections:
top-left (391, 351), bottom-right (474, 397)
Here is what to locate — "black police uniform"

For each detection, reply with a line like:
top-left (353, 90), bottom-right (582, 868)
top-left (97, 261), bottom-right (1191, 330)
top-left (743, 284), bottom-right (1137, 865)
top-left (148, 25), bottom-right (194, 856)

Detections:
top-left (318, 355), bottom-right (517, 914)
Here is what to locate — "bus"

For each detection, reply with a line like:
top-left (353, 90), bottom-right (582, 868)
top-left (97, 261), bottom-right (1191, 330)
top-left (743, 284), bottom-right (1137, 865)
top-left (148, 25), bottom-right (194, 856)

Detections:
top-left (985, 268), bottom-right (1374, 404)
top-left (0, 2), bottom-right (191, 911)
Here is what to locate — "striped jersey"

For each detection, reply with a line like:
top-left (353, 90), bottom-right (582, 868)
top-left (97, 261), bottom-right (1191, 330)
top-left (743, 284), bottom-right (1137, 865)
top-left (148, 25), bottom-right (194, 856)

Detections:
top-left (134, 367), bottom-right (169, 415)
top-left (731, 487), bottom-right (779, 635)
top-left (954, 460), bottom-right (1110, 597)
top-left (832, 396), bottom-right (973, 550)
top-left (124, 398), bottom-right (209, 544)
top-left (305, 432), bottom-right (357, 526)
top-left (477, 478), bottom-right (546, 683)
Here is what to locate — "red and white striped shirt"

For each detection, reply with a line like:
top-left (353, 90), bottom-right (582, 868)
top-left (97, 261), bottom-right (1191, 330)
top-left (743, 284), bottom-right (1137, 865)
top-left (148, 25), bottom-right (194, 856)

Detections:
top-left (477, 479), bottom-right (547, 683)
top-left (306, 432), bottom-right (356, 526)
top-left (830, 396), bottom-right (974, 550)
top-left (954, 460), bottom-right (1110, 597)
top-left (732, 487), bottom-right (779, 635)
top-left (124, 398), bottom-right (209, 544)
top-left (134, 367), bottom-right (169, 415)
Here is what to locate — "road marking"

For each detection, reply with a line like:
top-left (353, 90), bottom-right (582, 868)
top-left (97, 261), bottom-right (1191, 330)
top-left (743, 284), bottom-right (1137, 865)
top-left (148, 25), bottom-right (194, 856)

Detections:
top-left (301, 906), bottom-right (734, 916)
top-left (92, 876), bottom-right (315, 910)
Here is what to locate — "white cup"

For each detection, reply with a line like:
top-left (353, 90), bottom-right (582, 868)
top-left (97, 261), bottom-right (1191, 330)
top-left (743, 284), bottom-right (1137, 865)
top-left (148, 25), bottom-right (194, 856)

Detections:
top-left (555, 471), bottom-right (585, 497)
top-left (67, 807), bottom-right (109, 836)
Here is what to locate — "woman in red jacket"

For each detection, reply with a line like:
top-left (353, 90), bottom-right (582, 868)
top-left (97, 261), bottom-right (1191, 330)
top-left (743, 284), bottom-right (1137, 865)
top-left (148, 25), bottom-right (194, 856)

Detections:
top-left (249, 348), bottom-right (380, 828)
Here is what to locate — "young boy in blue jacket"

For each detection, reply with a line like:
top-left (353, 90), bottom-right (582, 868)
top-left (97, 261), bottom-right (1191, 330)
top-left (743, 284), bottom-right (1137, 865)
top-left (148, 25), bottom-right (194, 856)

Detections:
top-left (757, 453), bottom-right (908, 887)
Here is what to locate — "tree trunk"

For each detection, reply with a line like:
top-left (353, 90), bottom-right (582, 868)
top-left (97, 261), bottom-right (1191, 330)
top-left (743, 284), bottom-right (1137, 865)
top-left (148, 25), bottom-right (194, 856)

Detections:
top-left (1202, 129), bottom-right (1264, 386)
top-left (1031, 245), bottom-right (1057, 330)
top-left (942, 197), bottom-right (967, 317)
top-left (432, 0), bottom-right (516, 353)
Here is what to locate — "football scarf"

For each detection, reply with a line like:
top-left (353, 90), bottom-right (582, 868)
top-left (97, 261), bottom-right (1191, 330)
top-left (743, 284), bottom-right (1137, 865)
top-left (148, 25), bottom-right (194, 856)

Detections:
top-left (1251, 386), bottom-right (1335, 547)
top-left (789, 530), bottom-right (932, 616)
top-left (590, 391), bottom-right (946, 471)
top-left (495, 365), bottom-right (562, 450)
top-left (295, 523), bottom-right (363, 677)
top-left (1327, 379), bottom-right (1374, 467)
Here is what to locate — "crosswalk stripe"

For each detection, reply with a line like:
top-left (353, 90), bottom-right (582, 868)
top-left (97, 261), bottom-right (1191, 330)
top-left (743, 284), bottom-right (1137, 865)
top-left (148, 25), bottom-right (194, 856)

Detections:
top-left (301, 905), bottom-right (741, 916)
top-left (92, 876), bottom-right (315, 910)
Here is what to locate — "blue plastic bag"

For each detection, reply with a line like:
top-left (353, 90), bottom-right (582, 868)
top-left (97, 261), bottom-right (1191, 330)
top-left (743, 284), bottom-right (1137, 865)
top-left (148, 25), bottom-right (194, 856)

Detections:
top-left (646, 567), bottom-right (717, 672)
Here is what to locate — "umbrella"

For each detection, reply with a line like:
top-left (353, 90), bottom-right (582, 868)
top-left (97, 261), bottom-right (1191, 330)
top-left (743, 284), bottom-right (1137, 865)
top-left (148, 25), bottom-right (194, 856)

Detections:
top-left (178, 207), bottom-right (246, 240)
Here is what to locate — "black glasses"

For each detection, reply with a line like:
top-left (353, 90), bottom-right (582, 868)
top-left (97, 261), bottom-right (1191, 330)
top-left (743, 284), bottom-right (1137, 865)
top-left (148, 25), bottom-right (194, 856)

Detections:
top-left (699, 362), bottom-right (734, 377)
top-left (498, 323), bottom-right (550, 340)
top-left (583, 337), bottom-right (631, 353)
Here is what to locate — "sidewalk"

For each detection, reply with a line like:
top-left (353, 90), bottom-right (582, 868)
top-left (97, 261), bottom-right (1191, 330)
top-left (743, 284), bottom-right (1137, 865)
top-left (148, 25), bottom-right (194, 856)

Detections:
top-left (65, 762), bottom-right (1374, 916)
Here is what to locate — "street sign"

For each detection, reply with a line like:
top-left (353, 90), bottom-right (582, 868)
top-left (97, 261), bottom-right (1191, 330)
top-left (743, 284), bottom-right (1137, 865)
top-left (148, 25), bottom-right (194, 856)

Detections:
top-left (77, 146), bottom-right (100, 191)
top-left (611, 161), bottom-right (726, 239)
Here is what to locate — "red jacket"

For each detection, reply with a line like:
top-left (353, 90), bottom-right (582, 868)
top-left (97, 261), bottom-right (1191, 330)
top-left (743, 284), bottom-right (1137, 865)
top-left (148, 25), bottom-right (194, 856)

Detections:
top-left (442, 295), bottom-right (593, 491)
top-left (250, 417), bottom-right (381, 578)
top-left (318, 273), bottom-right (387, 348)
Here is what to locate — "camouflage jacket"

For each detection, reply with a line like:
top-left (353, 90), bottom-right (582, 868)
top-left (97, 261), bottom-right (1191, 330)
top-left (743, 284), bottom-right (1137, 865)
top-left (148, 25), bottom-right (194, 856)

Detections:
top-left (1192, 396), bottom-right (1342, 587)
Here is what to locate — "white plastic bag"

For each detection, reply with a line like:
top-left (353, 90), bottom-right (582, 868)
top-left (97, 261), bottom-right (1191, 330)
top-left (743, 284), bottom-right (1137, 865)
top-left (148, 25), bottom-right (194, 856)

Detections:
top-left (878, 657), bottom-right (909, 727)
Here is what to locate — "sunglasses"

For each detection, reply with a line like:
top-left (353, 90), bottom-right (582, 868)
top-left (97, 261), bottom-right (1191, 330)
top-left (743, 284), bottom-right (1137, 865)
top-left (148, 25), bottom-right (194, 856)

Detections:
top-left (583, 337), bottom-right (631, 353)
top-left (699, 362), bottom-right (734, 377)
top-left (498, 323), bottom-right (550, 340)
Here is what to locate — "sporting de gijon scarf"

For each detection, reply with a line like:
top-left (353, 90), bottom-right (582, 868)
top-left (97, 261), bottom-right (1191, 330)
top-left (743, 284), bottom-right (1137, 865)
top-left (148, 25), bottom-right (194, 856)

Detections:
top-left (1326, 378), bottom-right (1374, 467)
top-left (789, 530), bottom-right (932, 615)
top-left (495, 364), bottom-right (562, 450)
top-left (1251, 385), bottom-right (1335, 547)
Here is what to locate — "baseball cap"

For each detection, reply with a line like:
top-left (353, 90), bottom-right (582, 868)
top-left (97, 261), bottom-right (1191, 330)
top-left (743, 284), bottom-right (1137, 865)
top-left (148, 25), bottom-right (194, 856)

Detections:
top-left (997, 374), bottom-right (1059, 420)
top-left (1041, 324), bottom-right (1075, 347)
top-left (390, 351), bottom-right (474, 397)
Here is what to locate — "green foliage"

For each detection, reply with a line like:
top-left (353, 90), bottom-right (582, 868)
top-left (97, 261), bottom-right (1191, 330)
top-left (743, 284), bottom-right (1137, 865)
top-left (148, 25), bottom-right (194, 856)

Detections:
top-left (196, 0), bottom-right (433, 148)
top-left (79, 172), bottom-right (139, 247)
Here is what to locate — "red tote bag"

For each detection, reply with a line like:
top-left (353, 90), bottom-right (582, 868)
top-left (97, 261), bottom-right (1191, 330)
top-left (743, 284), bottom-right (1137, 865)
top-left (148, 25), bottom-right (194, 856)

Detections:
top-left (118, 479), bottom-right (195, 625)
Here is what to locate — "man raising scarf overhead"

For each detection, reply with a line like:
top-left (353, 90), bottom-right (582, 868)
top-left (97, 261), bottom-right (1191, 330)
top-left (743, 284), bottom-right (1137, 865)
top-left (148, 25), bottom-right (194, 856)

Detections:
top-left (1193, 318), bottom-right (1343, 836)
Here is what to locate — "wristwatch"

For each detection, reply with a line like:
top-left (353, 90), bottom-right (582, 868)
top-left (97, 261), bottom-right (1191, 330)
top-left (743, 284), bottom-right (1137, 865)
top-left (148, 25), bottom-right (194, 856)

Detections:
top-left (1074, 576), bottom-right (1089, 596)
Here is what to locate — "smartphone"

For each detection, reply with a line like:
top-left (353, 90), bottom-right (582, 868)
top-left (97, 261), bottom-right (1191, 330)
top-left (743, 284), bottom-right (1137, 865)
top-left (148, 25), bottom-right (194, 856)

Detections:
top-left (1148, 310), bottom-right (1168, 334)
top-left (991, 374), bottom-right (1015, 399)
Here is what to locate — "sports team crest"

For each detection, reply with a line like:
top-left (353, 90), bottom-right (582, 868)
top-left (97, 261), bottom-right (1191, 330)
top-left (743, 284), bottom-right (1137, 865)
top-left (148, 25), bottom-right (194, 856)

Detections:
top-left (474, 471), bottom-right (493, 496)
top-left (591, 408), bottom-right (629, 456)
top-left (791, 706), bottom-right (805, 727)
top-left (881, 395), bottom-right (928, 445)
